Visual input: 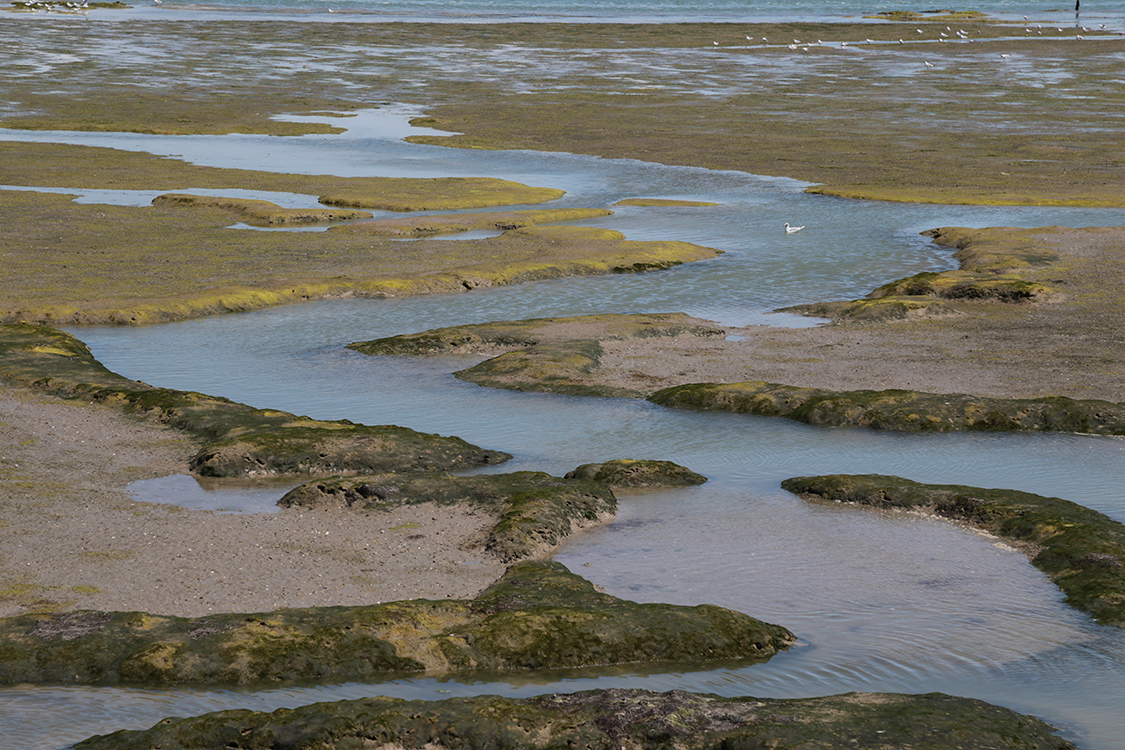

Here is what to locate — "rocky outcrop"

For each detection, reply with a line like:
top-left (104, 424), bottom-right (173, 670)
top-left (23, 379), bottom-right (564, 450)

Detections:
top-left (565, 459), bottom-right (707, 488)
top-left (0, 562), bottom-right (794, 686)
top-left (76, 688), bottom-right (1074, 750)
top-left (649, 380), bottom-right (1125, 435)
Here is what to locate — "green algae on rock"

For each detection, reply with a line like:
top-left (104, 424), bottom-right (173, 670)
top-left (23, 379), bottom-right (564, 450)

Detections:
top-left (152, 193), bottom-right (373, 226)
top-left (565, 459), bottom-right (708, 488)
top-left (0, 562), bottom-right (795, 686)
top-left (75, 688), bottom-right (1075, 750)
top-left (0, 324), bottom-right (510, 476)
top-left (781, 474), bottom-right (1125, 627)
top-left (280, 471), bottom-right (617, 562)
top-left (648, 380), bottom-right (1125, 435)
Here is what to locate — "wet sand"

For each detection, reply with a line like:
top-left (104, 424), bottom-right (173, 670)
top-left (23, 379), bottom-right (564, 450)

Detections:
top-left (0, 386), bottom-right (506, 618)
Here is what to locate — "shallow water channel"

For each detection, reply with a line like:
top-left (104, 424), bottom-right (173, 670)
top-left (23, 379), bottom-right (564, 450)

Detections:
top-left (2, 111), bottom-right (1125, 748)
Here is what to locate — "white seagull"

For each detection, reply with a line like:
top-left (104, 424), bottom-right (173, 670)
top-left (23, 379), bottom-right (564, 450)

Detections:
top-left (784, 223), bottom-right (805, 234)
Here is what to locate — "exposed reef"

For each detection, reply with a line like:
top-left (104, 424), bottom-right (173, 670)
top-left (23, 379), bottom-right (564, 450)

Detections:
top-left (279, 471), bottom-right (618, 562)
top-left (648, 381), bottom-right (1125, 435)
top-left (782, 474), bottom-right (1125, 627)
top-left (75, 688), bottom-right (1074, 750)
top-left (565, 459), bottom-right (708, 488)
top-left (0, 561), bottom-right (794, 686)
top-left (0, 324), bottom-right (510, 476)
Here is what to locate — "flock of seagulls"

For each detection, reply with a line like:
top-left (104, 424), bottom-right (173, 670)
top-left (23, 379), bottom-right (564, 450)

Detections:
top-left (16, 0), bottom-right (88, 12)
top-left (709, 21), bottom-right (1114, 67)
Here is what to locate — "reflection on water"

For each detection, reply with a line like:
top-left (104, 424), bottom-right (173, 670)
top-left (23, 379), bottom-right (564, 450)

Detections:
top-left (126, 474), bottom-right (299, 514)
top-left (2, 110), bottom-right (1124, 749)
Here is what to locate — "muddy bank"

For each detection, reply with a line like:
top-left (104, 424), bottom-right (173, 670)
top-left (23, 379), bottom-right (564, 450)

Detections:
top-left (348, 227), bottom-right (1125, 413)
top-left (76, 688), bottom-right (1074, 750)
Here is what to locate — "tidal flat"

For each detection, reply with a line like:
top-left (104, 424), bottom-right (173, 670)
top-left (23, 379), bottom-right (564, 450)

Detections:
top-left (1, 10), bottom-right (1124, 750)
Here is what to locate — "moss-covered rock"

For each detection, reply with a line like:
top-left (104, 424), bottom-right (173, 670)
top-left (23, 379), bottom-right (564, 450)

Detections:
top-left (565, 459), bottom-right (707, 488)
top-left (75, 688), bottom-right (1074, 750)
top-left (781, 474), bottom-right (1125, 627)
top-left (0, 562), bottom-right (794, 686)
top-left (0, 324), bottom-right (510, 476)
top-left (279, 471), bottom-right (617, 561)
top-left (649, 380), bottom-right (1125, 435)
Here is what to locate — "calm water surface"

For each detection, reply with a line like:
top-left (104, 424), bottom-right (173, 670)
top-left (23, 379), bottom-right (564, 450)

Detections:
top-left (2, 101), bottom-right (1124, 750)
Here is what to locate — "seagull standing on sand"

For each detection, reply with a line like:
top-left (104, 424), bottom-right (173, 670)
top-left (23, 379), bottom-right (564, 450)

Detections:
top-left (784, 223), bottom-right (804, 234)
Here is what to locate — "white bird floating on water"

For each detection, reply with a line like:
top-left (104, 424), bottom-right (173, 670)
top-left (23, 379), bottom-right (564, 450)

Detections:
top-left (784, 223), bottom-right (805, 234)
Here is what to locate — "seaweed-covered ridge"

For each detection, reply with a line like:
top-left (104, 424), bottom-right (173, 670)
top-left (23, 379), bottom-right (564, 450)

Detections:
top-left (0, 561), bottom-right (794, 686)
top-left (0, 324), bottom-right (510, 476)
top-left (76, 688), bottom-right (1075, 750)
top-left (649, 380), bottom-right (1125, 436)
top-left (782, 474), bottom-right (1125, 626)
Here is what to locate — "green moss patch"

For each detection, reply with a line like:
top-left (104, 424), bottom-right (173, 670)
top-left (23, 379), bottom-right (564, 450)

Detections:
top-left (782, 474), bottom-right (1125, 627)
top-left (0, 561), bottom-right (794, 686)
top-left (76, 688), bottom-right (1073, 750)
top-left (280, 471), bottom-right (617, 562)
top-left (649, 380), bottom-right (1125, 435)
top-left (329, 207), bottom-right (612, 237)
top-left (565, 459), bottom-right (708, 488)
top-left (0, 324), bottom-right (510, 476)
top-left (320, 178), bottom-right (564, 211)
top-left (0, 186), bottom-right (718, 326)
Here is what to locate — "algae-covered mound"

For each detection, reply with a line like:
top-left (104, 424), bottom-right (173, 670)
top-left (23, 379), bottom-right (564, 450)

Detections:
top-left (781, 225), bottom-right (1060, 323)
top-left (280, 471), bottom-right (617, 561)
top-left (0, 324), bottom-right (510, 476)
top-left (782, 474), bottom-right (1125, 627)
top-left (0, 562), bottom-right (794, 686)
top-left (565, 459), bottom-right (707, 488)
top-left (76, 688), bottom-right (1075, 750)
top-left (649, 380), bottom-right (1125, 435)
